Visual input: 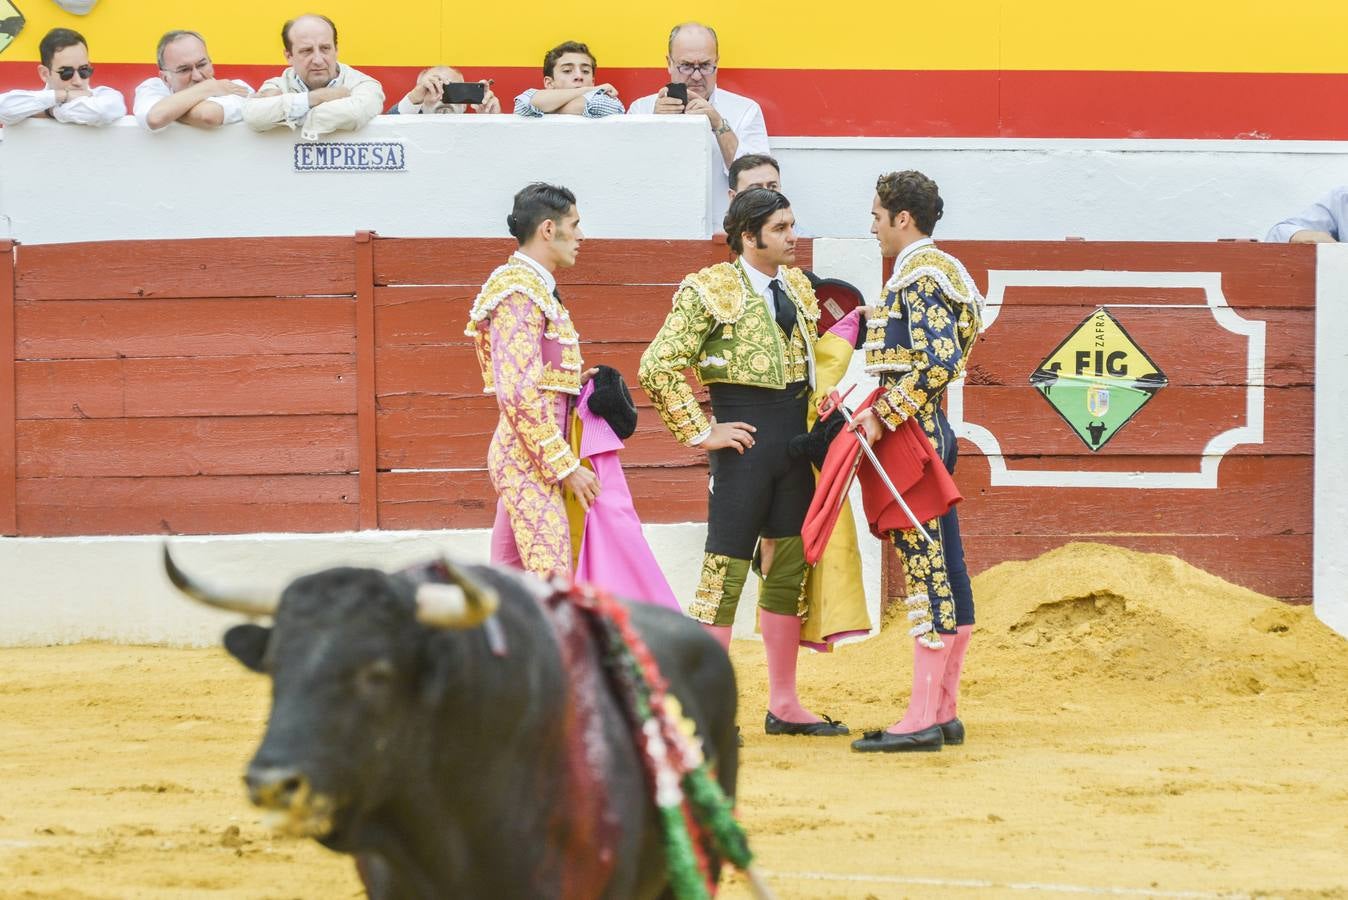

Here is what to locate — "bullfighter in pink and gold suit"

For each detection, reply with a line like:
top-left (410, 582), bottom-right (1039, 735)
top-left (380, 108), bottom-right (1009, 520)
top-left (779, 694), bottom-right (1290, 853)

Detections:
top-left (466, 183), bottom-right (598, 578)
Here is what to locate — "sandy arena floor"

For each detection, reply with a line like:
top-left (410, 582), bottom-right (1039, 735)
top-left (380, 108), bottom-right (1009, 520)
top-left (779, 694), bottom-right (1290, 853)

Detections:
top-left (2, 543), bottom-right (1346, 899)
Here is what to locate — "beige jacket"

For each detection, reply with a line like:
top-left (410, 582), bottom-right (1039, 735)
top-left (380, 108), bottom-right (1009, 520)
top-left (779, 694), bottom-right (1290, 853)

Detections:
top-left (243, 64), bottom-right (384, 140)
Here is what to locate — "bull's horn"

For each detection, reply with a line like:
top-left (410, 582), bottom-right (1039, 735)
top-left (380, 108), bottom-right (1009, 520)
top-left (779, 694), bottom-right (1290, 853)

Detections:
top-left (162, 543), bottom-right (280, 618)
top-left (415, 560), bottom-right (499, 629)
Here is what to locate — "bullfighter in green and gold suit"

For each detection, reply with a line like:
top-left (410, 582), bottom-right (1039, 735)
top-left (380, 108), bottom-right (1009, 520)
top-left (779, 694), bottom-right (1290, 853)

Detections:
top-left (639, 189), bottom-right (849, 737)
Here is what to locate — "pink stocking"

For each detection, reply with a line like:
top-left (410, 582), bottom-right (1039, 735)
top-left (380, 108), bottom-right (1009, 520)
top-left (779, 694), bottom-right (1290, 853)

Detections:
top-left (936, 625), bottom-right (973, 722)
top-left (701, 623), bottom-right (733, 652)
top-left (887, 636), bottom-right (952, 734)
top-left (760, 610), bottom-right (821, 723)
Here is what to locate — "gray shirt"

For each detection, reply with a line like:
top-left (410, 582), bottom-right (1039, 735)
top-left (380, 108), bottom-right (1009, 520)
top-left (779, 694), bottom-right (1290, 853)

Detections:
top-left (1265, 185), bottom-right (1347, 242)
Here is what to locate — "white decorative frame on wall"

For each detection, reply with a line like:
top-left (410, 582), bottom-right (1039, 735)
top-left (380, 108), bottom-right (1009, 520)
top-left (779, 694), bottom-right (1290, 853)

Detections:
top-left (948, 269), bottom-right (1266, 490)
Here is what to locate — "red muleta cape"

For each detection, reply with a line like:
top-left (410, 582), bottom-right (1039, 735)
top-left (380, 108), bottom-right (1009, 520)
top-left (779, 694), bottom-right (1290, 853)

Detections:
top-left (802, 387), bottom-right (962, 564)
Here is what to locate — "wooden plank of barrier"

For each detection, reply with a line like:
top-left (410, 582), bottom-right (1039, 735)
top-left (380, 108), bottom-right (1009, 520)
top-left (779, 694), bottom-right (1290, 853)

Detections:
top-left (16, 474), bottom-right (359, 535)
top-left (0, 240), bottom-right (15, 535)
top-left (16, 355), bottom-right (357, 419)
top-left (376, 398), bottom-right (702, 470)
top-left (962, 385), bottom-right (1312, 456)
top-left (15, 237), bottom-right (357, 301)
top-left (355, 232), bottom-right (378, 531)
top-left (376, 463), bottom-right (708, 530)
top-left (374, 283), bottom-right (678, 348)
top-left (373, 237), bottom-right (732, 287)
top-left (15, 297), bottom-right (356, 360)
top-left (16, 415), bottom-right (358, 478)
top-left (376, 343), bottom-right (658, 401)
top-left (946, 241), bottom-right (1317, 309)
top-left (958, 455), bottom-right (1311, 537)
top-left (970, 307), bottom-right (1314, 388)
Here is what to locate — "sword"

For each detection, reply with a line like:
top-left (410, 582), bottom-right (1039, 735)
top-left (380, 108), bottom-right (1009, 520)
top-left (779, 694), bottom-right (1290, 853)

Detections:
top-left (817, 385), bottom-right (934, 544)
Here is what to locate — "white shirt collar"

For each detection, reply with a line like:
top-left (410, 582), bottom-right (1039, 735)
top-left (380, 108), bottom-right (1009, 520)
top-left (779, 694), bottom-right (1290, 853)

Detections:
top-left (512, 250), bottom-right (558, 294)
top-left (891, 237), bottom-right (934, 281)
top-left (294, 64), bottom-right (342, 92)
top-left (739, 256), bottom-right (782, 299)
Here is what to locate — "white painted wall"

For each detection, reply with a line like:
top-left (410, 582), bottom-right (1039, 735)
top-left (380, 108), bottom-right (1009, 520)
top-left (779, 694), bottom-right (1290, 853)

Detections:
top-left (0, 115), bottom-right (717, 244)
top-left (774, 138), bottom-right (1348, 241)
top-left (1314, 243), bottom-right (1348, 639)
top-left (5, 124), bottom-right (1348, 244)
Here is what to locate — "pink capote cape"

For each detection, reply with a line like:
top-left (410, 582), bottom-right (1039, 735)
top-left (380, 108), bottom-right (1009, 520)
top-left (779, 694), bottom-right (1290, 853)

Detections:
top-left (570, 382), bottom-right (681, 612)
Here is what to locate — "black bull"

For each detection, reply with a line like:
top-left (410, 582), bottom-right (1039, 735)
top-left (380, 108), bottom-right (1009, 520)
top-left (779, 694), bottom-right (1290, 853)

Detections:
top-left (165, 549), bottom-right (739, 899)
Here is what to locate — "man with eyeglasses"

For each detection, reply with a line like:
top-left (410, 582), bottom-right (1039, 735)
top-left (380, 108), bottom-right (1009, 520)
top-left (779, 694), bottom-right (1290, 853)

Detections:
top-left (628, 22), bottom-right (770, 222)
top-left (243, 13), bottom-right (384, 141)
top-left (0, 27), bottom-right (125, 126)
top-left (133, 31), bottom-right (253, 132)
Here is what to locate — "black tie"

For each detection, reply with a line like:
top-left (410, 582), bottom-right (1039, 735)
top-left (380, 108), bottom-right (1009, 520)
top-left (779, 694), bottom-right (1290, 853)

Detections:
top-left (769, 279), bottom-right (797, 336)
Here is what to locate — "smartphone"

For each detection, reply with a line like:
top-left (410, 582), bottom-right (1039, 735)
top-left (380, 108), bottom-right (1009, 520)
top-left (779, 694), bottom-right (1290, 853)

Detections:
top-left (664, 82), bottom-right (688, 105)
top-left (442, 82), bottom-right (487, 105)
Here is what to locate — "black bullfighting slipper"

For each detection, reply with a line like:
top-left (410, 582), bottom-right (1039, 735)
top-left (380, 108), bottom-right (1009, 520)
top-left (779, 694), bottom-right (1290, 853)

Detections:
top-left (764, 711), bottom-right (850, 736)
top-left (850, 724), bottom-right (944, 753)
top-left (938, 717), bottom-right (965, 745)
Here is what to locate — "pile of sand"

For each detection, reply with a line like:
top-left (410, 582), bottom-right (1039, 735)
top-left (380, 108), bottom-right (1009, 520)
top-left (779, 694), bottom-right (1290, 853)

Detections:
top-left (776, 541), bottom-right (1348, 731)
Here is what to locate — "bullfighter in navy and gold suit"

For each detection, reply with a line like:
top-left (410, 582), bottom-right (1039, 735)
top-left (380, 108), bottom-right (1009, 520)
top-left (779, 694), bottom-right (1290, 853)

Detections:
top-left (851, 171), bottom-right (984, 754)
top-left (467, 184), bottom-right (598, 579)
top-left (639, 189), bottom-right (849, 737)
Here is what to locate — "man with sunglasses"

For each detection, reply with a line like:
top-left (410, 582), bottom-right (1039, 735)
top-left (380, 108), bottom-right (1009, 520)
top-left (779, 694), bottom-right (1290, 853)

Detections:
top-left (133, 31), bottom-right (253, 132)
top-left (628, 22), bottom-right (770, 223)
top-left (0, 27), bottom-right (125, 126)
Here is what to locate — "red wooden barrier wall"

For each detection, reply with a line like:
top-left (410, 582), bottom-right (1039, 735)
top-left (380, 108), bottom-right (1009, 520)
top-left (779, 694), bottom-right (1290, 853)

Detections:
top-left (0, 235), bottom-right (1310, 602)
top-left (920, 240), bottom-right (1315, 603)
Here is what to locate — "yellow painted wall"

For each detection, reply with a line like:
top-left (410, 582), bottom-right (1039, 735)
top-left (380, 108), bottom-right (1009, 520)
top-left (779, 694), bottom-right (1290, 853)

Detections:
top-left (2, 0), bottom-right (1346, 72)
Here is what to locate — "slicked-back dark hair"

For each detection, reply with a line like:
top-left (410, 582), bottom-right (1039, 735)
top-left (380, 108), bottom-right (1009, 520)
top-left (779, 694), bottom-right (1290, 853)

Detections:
top-left (876, 170), bottom-right (944, 235)
top-left (40, 28), bottom-right (86, 69)
top-left (282, 14), bottom-right (338, 53)
top-left (729, 153), bottom-right (780, 191)
top-left (507, 183), bottom-right (577, 245)
top-left (723, 188), bottom-right (791, 255)
top-left (543, 41), bottom-right (595, 79)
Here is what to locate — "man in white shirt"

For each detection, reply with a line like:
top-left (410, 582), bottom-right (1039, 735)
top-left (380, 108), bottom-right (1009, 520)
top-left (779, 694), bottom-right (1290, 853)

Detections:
top-left (1265, 185), bottom-right (1348, 243)
top-left (133, 31), bottom-right (253, 132)
top-left (243, 14), bottom-right (384, 141)
top-left (389, 66), bottom-right (500, 115)
top-left (513, 41), bottom-right (623, 119)
top-left (628, 22), bottom-right (771, 222)
top-left (0, 27), bottom-right (125, 127)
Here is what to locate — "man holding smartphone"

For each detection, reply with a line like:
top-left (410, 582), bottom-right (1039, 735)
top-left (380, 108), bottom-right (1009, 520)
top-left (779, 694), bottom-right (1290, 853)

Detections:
top-left (628, 22), bottom-right (770, 222)
top-left (391, 66), bottom-right (500, 114)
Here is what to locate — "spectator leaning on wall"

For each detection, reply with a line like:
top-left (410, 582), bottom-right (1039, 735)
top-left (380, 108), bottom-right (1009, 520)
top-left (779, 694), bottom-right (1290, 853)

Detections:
top-left (389, 65), bottom-right (501, 115)
top-left (628, 22), bottom-right (770, 222)
top-left (133, 30), bottom-right (253, 131)
top-left (513, 41), bottom-right (623, 119)
top-left (0, 27), bottom-right (125, 126)
top-left (1265, 185), bottom-right (1347, 243)
top-left (243, 13), bottom-right (384, 141)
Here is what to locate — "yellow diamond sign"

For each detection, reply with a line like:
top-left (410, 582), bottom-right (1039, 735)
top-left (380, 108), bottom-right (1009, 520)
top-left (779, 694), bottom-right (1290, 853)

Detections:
top-left (0, 2), bottom-right (22, 56)
top-left (1028, 307), bottom-right (1168, 451)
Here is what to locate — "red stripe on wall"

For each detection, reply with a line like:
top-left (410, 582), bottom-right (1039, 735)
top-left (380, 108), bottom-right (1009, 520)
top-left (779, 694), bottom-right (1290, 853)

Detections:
top-left (0, 61), bottom-right (1341, 140)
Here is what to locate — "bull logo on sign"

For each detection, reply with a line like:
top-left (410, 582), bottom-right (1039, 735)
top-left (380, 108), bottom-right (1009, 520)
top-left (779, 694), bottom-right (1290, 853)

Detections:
top-left (1085, 385), bottom-right (1110, 417)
